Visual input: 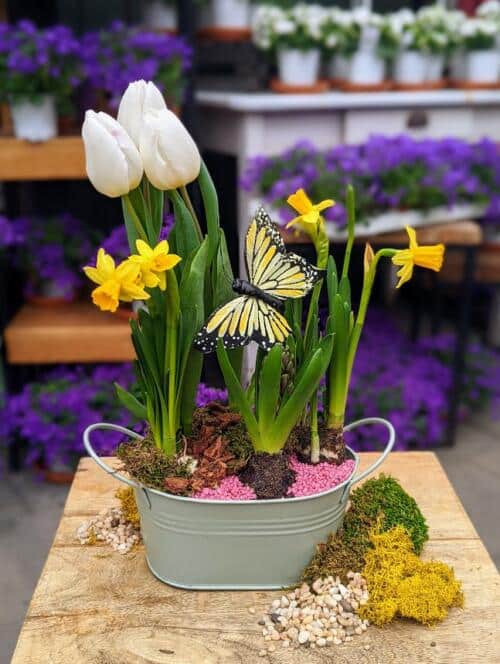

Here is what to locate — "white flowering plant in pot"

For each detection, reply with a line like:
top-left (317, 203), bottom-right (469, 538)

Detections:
top-left (252, 3), bottom-right (327, 86)
top-left (320, 8), bottom-right (358, 81)
top-left (413, 5), bottom-right (453, 82)
top-left (346, 7), bottom-right (396, 86)
top-left (460, 16), bottom-right (499, 84)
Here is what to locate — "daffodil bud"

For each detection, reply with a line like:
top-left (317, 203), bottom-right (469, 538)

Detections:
top-left (117, 80), bottom-right (166, 148)
top-left (82, 110), bottom-right (143, 198)
top-left (139, 109), bottom-right (201, 191)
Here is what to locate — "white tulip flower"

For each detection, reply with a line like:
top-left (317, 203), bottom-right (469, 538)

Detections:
top-left (82, 110), bottom-right (143, 198)
top-left (140, 109), bottom-right (201, 190)
top-left (117, 80), bottom-right (166, 148)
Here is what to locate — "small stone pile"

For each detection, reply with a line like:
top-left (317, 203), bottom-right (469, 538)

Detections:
top-left (256, 573), bottom-right (370, 655)
top-left (76, 506), bottom-right (141, 554)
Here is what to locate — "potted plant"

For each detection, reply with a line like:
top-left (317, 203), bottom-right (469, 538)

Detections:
top-left (15, 213), bottom-right (95, 305)
top-left (3, 364), bottom-right (137, 482)
top-left (346, 8), bottom-right (394, 88)
top-left (253, 3), bottom-right (327, 89)
top-left (81, 22), bottom-right (192, 110)
top-left (211, 0), bottom-right (251, 31)
top-left (414, 5), bottom-right (450, 83)
top-left (321, 8), bottom-right (356, 84)
top-left (390, 9), bottom-right (427, 87)
top-left (143, 0), bottom-right (178, 32)
top-left (460, 16), bottom-right (499, 85)
top-left (81, 80), bottom-right (448, 589)
top-left (0, 21), bottom-right (82, 141)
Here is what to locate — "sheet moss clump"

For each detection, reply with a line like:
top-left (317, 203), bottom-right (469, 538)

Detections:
top-left (360, 525), bottom-right (463, 626)
top-left (302, 474), bottom-right (428, 584)
top-left (117, 434), bottom-right (192, 491)
top-left (344, 474), bottom-right (428, 554)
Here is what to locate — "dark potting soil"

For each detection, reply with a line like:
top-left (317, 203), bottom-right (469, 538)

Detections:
top-left (238, 451), bottom-right (296, 499)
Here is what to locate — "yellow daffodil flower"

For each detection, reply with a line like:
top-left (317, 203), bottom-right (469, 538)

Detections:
top-left (286, 188), bottom-right (335, 230)
top-left (392, 226), bottom-right (445, 289)
top-left (128, 239), bottom-right (181, 291)
top-left (83, 248), bottom-right (149, 312)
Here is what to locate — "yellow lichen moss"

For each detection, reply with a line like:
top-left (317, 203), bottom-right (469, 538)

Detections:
top-left (115, 487), bottom-right (140, 527)
top-left (86, 528), bottom-right (98, 545)
top-left (359, 525), bottom-right (463, 627)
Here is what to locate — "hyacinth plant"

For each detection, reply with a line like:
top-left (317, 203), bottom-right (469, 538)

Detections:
top-left (82, 80), bottom-right (239, 457)
top-left (284, 187), bottom-right (445, 462)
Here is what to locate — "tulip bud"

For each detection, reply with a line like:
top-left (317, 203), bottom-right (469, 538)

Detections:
top-left (117, 80), bottom-right (166, 148)
top-left (82, 111), bottom-right (143, 198)
top-left (139, 109), bottom-right (201, 190)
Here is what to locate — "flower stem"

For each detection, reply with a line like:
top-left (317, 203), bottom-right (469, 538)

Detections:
top-left (310, 391), bottom-right (320, 464)
top-left (180, 184), bottom-right (203, 241)
top-left (164, 269), bottom-right (180, 456)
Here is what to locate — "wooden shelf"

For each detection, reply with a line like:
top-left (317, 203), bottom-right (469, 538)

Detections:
top-left (4, 302), bottom-right (134, 364)
top-left (0, 136), bottom-right (86, 180)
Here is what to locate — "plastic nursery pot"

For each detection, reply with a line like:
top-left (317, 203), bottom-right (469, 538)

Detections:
top-left (84, 417), bottom-right (395, 590)
top-left (211, 0), bottom-right (250, 29)
top-left (277, 49), bottom-right (321, 87)
top-left (465, 50), bottom-right (499, 84)
top-left (10, 95), bottom-right (57, 142)
top-left (394, 50), bottom-right (427, 85)
top-left (425, 54), bottom-right (445, 83)
top-left (143, 1), bottom-right (177, 32)
top-left (348, 51), bottom-right (385, 85)
top-left (328, 54), bottom-right (351, 84)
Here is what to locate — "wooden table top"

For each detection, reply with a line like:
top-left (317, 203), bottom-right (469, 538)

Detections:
top-left (12, 452), bottom-right (500, 663)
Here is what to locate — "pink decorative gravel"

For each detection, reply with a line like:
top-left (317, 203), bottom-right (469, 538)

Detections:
top-left (194, 475), bottom-right (257, 501)
top-left (287, 455), bottom-right (356, 498)
top-left (193, 457), bottom-right (355, 501)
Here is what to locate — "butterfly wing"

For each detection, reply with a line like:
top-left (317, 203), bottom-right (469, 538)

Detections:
top-left (250, 299), bottom-right (291, 351)
top-left (194, 294), bottom-right (291, 353)
top-left (245, 207), bottom-right (323, 300)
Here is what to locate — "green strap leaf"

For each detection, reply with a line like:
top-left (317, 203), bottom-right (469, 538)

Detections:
top-left (257, 345), bottom-right (283, 433)
top-left (198, 160), bottom-right (220, 264)
top-left (216, 340), bottom-right (260, 445)
top-left (115, 383), bottom-right (147, 420)
top-left (271, 335), bottom-right (333, 453)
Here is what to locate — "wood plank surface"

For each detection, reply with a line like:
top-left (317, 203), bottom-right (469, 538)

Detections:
top-left (4, 302), bottom-right (134, 364)
top-left (12, 452), bottom-right (500, 663)
top-left (0, 136), bottom-right (86, 180)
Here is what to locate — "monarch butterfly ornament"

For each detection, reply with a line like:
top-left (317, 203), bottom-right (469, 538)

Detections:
top-left (194, 208), bottom-right (323, 352)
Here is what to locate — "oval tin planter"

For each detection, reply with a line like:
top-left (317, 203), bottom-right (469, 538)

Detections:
top-left (84, 417), bottom-right (395, 589)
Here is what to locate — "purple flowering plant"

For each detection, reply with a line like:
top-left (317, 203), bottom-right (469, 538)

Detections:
top-left (241, 135), bottom-right (500, 229)
top-left (15, 213), bottom-right (98, 300)
top-left (2, 368), bottom-right (228, 470)
top-left (81, 21), bottom-right (192, 108)
top-left (0, 215), bottom-right (24, 251)
top-left (0, 21), bottom-right (83, 113)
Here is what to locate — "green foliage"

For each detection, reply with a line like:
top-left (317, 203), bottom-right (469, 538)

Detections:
top-left (217, 334), bottom-right (333, 454)
top-left (344, 474), bottom-right (428, 555)
top-left (116, 161), bottom-right (239, 455)
top-left (302, 474), bottom-right (428, 584)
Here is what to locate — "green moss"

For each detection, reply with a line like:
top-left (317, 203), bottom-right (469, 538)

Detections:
top-left (301, 474), bottom-right (428, 584)
top-left (344, 474), bottom-right (428, 554)
top-left (117, 434), bottom-right (191, 491)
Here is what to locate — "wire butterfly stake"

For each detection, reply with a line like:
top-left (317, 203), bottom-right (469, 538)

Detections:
top-left (194, 208), bottom-right (323, 352)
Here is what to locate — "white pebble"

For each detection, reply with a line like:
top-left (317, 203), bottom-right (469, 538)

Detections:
top-left (298, 630), bottom-right (310, 644)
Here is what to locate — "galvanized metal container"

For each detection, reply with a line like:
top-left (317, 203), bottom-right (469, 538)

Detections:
top-left (84, 417), bottom-right (394, 590)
